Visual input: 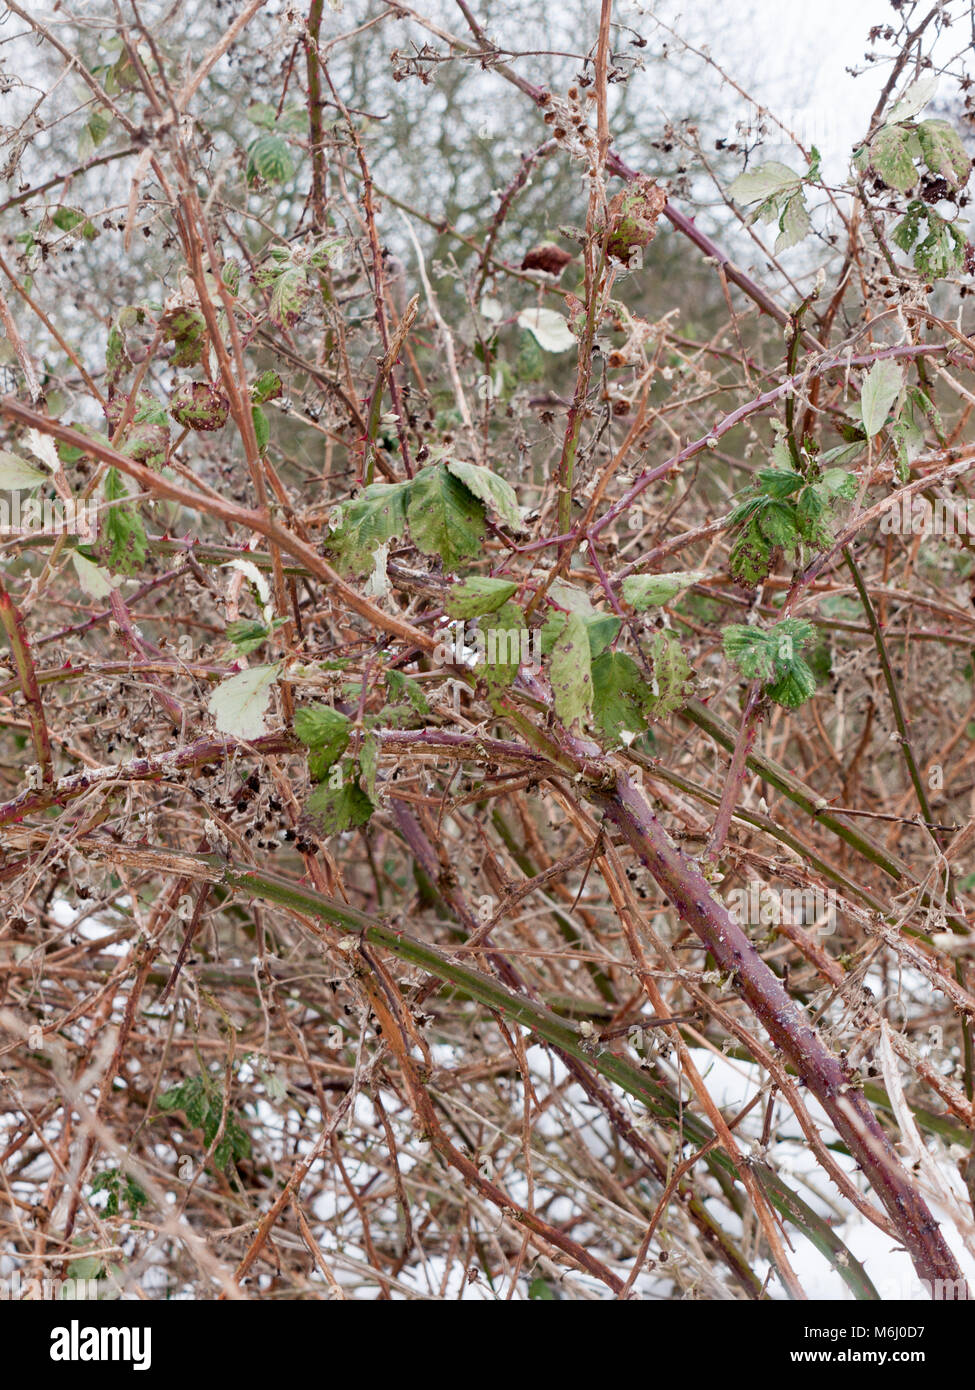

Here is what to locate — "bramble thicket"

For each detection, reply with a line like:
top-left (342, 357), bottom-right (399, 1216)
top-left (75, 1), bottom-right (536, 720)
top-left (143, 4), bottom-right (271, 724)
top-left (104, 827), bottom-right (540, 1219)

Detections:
top-left (1, 0), bottom-right (975, 1300)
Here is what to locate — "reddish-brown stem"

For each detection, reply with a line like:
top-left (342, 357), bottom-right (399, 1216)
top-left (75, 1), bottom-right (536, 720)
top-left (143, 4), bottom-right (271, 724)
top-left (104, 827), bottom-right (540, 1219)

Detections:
top-left (0, 576), bottom-right (54, 786)
top-left (597, 774), bottom-right (970, 1296)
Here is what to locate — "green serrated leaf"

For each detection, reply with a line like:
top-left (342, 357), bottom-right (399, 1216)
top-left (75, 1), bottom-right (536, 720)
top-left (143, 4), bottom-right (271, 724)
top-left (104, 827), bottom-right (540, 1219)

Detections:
top-left (304, 771), bottom-right (374, 835)
top-left (266, 264), bottom-right (311, 331)
top-left (515, 329), bottom-right (545, 381)
top-left (767, 660), bottom-right (818, 708)
top-left (384, 671), bottom-right (427, 719)
top-left (160, 306), bottom-right (206, 367)
top-left (818, 468), bottom-right (858, 499)
top-left (407, 463), bottom-right (487, 568)
top-left (246, 133), bottom-right (295, 186)
top-left (169, 381), bottom-right (229, 432)
top-left (723, 619), bottom-right (818, 707)
top-left (722, 625), bottom-right (776, 681)
top-left (541, 610), bottom-right (619, 658)
top-left (819, 442), bottom-right (865, 469)
top-left (775, 192), bottom-right (811, 252)
top-left (528, 1277), bottom-right (557, 1300)
top-left (444, 458), bottom-right (522, 531)
top-left (756, 468), bottom-right (805, 499)
top-left (892, 200), bottom-right (925, 255)
top-left (0, 451), bottom-right (47, 489)
top-left (584, 614), bottom-right (621, 659)
top-left (914, 218), bottom-right (966, 278)
top-left (105, 305), bottom-right (147, 390)
top-left (728, 495), bottom-right (764, 527)
top-left (796, 509), bottom-right (831, 553)
top-left (860, 358), bottom-right (903, 437)
top-left (293, 704), bottom-right (350, 769)
top-left (646, 631), bottom-right (693, 716)
top-left (51, 206), bottom-right (99, 241)
top-left (246, 101), bottom-right (278, 129)
top-left (868, 124), bottom-right (917, 192)
top-left (728, 162), bottom-right (802, 205)
top-left (756, 499), bottom-right (799, 548)
top-left (78, 107), bottom-right (111, 159)
top-left (251, 370), bottom-right (284, 404)
top-left (105, 391), bottom-right (169, 468)
top-left (160, 1072), bottom-right (250, 1168)
top-left (729, 520), bottom-right (773, 587)
top-left (96, 467), bottom-right (147, 575)
top-left (91, 1168), bottom-right (148, 1218)
top-left (591, 651), bottom-right (653, 742)
top-left (916, 119), bottom-right (971, 189)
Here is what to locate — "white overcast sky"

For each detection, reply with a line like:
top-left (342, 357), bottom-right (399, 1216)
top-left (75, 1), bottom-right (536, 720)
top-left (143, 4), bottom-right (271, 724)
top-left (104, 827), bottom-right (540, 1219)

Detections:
top-left (693, 0), bottom-right (967, 176)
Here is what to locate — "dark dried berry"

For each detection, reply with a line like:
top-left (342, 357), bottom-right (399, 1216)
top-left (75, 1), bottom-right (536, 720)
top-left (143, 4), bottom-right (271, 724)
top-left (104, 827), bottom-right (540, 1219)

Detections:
top-left (521, 242), bottom-right (574, 276)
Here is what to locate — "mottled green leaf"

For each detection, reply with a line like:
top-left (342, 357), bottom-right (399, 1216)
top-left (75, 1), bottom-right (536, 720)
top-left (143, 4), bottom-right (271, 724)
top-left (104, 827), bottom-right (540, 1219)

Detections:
top-left (407, 463), bottom-right (487, 568)
top-left (757, 498), bottom-right (799, 548)
top-left (225, 618), bottom-right (272, 654)
top-left (868, 124), bottom-right (917, 193)
top-left (251, 370), bottom-right (283, 404)
top-left (646, 631), bottom-right (693, 717)
top-left (550, 610), bottom-right (592, 728)
top-left (622, 571), bottom-right (708, 610)
top-left (917, 119), bottom-right (971, 189)
top-left (775, 192), bottom-right (811, 252)
top-left (385, 669), bottom-right (429, 716)
top-left (326, 481), bottom-right (410, 575)
top-left (767, 661), bottom-right (818, 708)
top-left (446, 576), bottom-right (518, 619)
top-left (818, 468), bottom-right (858, 499)
top-left (591, 651), bottom-right (654, 742)
top-left (723, 619), bottom-right (818, 708)
top-left (445, 458), bottom-right (522, 531)
top-left (293, 704), bottom-right (350, 770)
top-left (541, 611), bottom-right (619, 659)
top-left (160, 306), bottom-right (206, 368)
top-left (266, 265), bottom-right (311, 331)
top-left (729, 519), bottom-right (773, 587)
top-left (105, 391), bottom-right (169, 468)
top-left (359, 731), bottom-right (379, 805)
top-left (860, 358), bottom-right (903, 437)
top-left (169, 381), bottom-right (230, 432)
